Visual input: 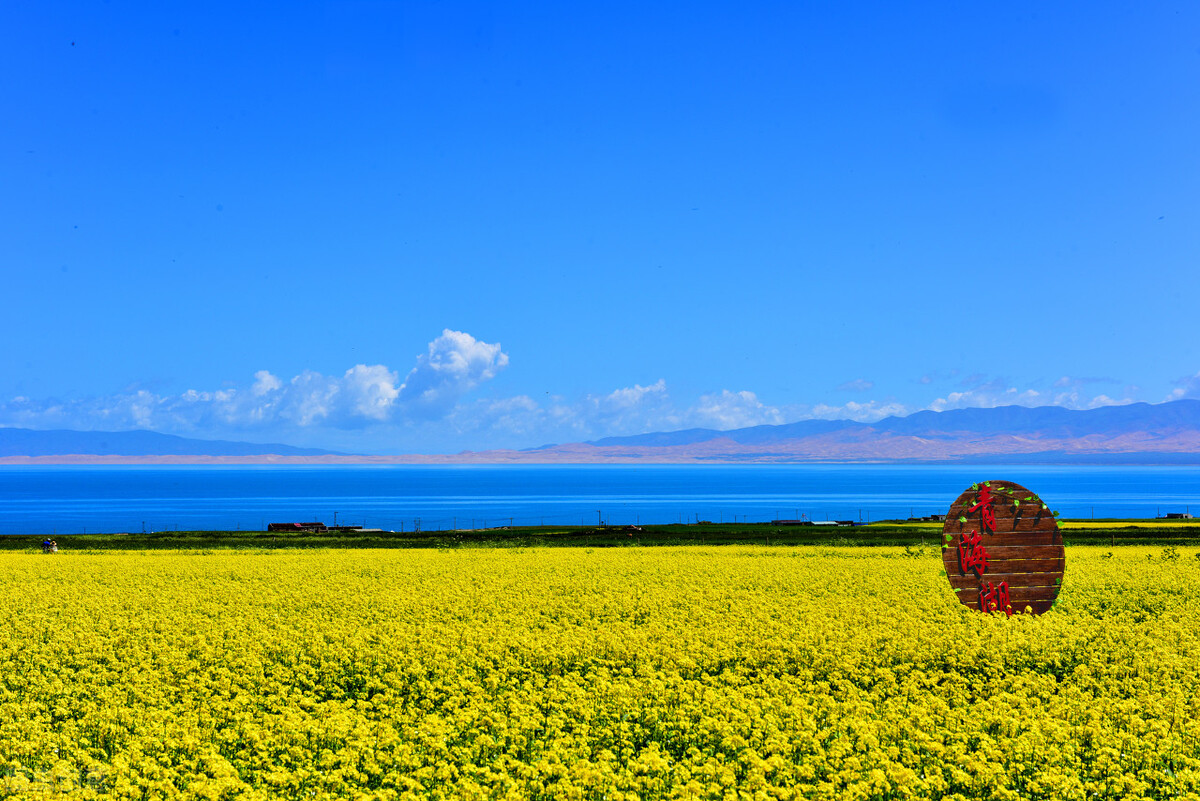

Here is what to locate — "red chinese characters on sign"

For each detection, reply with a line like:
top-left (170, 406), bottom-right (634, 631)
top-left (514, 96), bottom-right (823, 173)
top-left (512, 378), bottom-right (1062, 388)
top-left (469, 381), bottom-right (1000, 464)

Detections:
top-left (957, 484), bottom-right (1012, 616)
top-left (968, 485), bottom-right (996, 534)
top-left (979, 581), bottom-right (1011, 614)
top-left (957, 530), bottom-right (989, 577)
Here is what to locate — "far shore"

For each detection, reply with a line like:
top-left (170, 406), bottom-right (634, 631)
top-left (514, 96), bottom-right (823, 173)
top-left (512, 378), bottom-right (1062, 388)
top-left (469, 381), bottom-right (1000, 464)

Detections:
top-left (4, 453), bottom-right (1200, 466)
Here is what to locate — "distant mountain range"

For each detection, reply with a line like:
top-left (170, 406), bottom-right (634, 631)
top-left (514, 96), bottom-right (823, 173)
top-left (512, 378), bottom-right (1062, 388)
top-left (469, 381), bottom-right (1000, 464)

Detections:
top-left (2, 400), bottom-right (1200, 463)
top-left (578, 400), bottom-right (1200, 453)
top-left (536, 400), bottom-right (1200, 463)
top-left (0, 428), bottom-right (339, 458)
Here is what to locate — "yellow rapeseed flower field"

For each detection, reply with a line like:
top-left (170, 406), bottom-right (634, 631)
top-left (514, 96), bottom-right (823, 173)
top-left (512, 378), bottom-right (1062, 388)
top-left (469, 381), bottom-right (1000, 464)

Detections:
top-left (1057, 521), bottom-right (1200, 530)
top-left (3, 546), bottom-right (1199, 800)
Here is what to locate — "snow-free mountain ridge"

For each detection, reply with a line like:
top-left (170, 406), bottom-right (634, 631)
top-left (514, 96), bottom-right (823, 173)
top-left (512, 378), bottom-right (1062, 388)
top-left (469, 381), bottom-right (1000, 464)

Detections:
top-left (586, 401), bottom-right (1200, 447)
top-left (0, 428), bottom-right (339, 457)
top-left (2, 400), bottom-right (1199, 463)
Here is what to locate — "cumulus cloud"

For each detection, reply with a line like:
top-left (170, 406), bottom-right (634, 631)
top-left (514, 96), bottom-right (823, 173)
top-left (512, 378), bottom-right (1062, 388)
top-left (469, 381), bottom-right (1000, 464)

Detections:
top-left (584, 380), bottom-right (679, 434)
top-left (280, 370), bottom-right (341, 426)
top-left (5, 344), bottom-right (1179, 453)
top-left (398, 330), bottom-right (509, 418)
top-left (342, 364), bottom-right (401, 421)
top-left (252, 370), bottom-right (282, 396)
top-left (0, 330), bottom-right (508, 435)
top-left (690, 390), bottom-right (784, 429)
top-left (594, 380), bottom-right (668, 414)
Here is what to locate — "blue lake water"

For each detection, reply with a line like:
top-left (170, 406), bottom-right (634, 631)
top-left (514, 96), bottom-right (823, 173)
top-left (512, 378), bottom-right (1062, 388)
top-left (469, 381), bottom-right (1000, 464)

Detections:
top-left (1, 464), bottom-right (1198, 535)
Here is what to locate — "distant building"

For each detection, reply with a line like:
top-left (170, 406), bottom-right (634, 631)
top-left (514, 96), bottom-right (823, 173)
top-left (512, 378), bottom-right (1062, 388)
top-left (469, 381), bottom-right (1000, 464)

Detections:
top-left (267, 522), bottom-right (328, 532)
top-left (771, 519), bottom-right (814, 526)
top-left (1164, 513), bottom-right (1194, 520)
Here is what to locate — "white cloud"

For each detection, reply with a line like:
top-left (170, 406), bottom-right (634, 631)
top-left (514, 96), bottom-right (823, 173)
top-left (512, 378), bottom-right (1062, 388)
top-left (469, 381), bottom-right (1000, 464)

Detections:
top-left (3, 349), bottom-right (1181, 453)
top-left (929, 383), bottom-right (1135, 412)
top-left (342, 364), bottom-right (400, 421)
top-left (690, 390), bottom-right (784, 429)
top-left (279, 370), bottom-right (341, 427)
top-left (445, 382), bottom-right (785, 441)
top-left (596, 379), bottom-right (669, 414)
top-left (583, 380), bottom-right (679, 435)
top-left (397, 329), bottom-right (509, 418)
top-left (0, 330), bottom-right (508, 435)
top-left (449, 396), bottom-right (545, 440)
top-left (1085, 395), bottom-right (1127, 408)
top-left (929, 387), bottom-right (1038, 412)
top-left (807, 400), bottom-right (909, 422)
top-left (1167, 371), bottom-right (1200, 401)
top-left (836, 378), bottom-right (875, 393)
top-left (252, 370), bottom-right (282, 396)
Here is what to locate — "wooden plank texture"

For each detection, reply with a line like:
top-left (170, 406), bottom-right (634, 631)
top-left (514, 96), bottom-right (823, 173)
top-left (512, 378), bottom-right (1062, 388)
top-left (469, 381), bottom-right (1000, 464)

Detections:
top-left (945, 582), bottom-right (1060, 599)
top-left (943, 545), bottom-right (1064, 560)
top-left (941, 480), bottom-right (1065, 616)
top-left (944, 551), bottom-right (1066, 575)
top-left (947, 573), bottom-right (1063, 591)
top-left (966, 557), bottom-right (1065, 572)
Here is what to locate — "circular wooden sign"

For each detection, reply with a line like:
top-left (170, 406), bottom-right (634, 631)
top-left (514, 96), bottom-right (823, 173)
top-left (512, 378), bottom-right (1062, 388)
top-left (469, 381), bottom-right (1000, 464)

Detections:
top-left (942, 480), bottom-right (1064, 615)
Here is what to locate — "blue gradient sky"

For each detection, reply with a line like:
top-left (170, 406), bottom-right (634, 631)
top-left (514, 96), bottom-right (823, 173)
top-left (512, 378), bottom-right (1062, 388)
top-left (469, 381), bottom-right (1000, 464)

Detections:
top-left (5, 1), bottom-right (1199, 453)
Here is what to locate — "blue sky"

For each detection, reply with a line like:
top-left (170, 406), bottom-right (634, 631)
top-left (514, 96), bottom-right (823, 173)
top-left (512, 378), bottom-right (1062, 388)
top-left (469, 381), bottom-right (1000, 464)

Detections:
top-left (4, 1), bottom-right (1199, 453)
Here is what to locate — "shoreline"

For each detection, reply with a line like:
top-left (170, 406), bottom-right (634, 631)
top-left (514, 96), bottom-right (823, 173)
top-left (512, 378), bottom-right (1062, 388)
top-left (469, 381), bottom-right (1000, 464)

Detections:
top-left (4, 454), bottom-right (1200, 466)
